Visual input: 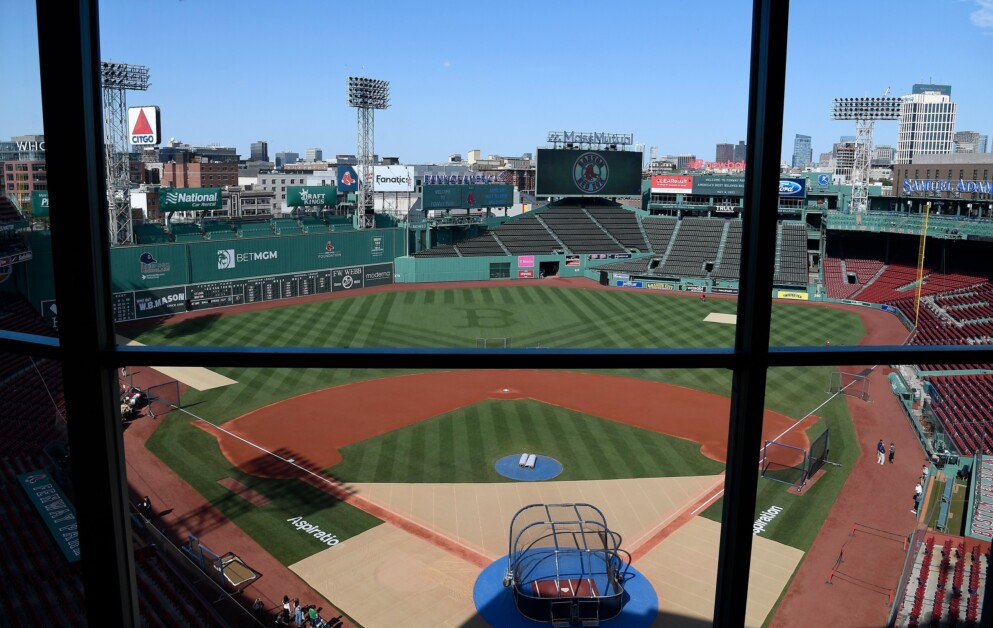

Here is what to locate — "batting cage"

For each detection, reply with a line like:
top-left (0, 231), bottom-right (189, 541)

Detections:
top-left (826, 370), bottom-right (871, 402)
top-left (145, 380), bottom-right (181, 418)
top-left (505, 503), bottom-right (630, 626)
top-left (761, 429), bottom-right (831, 491)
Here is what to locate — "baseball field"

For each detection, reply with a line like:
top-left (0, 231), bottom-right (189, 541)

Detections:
top-left (125, 280), bottom-right (877, 626)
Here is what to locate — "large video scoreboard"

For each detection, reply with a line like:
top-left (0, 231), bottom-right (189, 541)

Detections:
top-left (536, 149), bottom-right (642, 197)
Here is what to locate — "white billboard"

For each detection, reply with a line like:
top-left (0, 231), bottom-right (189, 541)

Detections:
top-left (128, 106), bottom-right (161, 146)
top-left (373, 165), bottom-right (414, 192)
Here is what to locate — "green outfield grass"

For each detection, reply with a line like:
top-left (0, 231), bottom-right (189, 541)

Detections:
top-left (136, 285), bottom-right (869, 574)
top-left (329, 399), bottom-right (725, 483)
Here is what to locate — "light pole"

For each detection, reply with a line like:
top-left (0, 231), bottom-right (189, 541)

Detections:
top-left (347, 77), bottom-right (390, 229)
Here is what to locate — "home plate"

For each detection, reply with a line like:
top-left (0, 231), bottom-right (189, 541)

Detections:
top-left (704, 313), bottom-right (737, 325)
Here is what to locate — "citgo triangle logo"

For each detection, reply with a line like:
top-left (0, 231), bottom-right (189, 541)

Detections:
top-left (131, 110), bottom-right (153, 135)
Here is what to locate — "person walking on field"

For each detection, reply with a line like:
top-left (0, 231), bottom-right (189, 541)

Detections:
top-left (889, 442), bottom-right (896, 463)
top-left (877, 439), bottom-right (886, 465)
top-left (922, 464), bottom-right (930, 485)
top-left (913, 481), bottom-right (923, 514)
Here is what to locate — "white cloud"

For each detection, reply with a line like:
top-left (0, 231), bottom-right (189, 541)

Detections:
top-left (972, 0), bottom-right (993, 28)
top-left (442, 61), bottom-right (452, 69)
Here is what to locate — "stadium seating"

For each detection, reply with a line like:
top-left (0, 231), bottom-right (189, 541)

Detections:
top-left (455, 232), bottom-right (509, 256)
top-left (300, 214), bottom-right (330, 232)
top-left (537, 205), bottom-right (627, 254)
top-left (641, 216), bottom-right (678, 255)
top-left (489, 215), bottom-right (561, 255)
top-left (413, 243), bottom-right (460, 257)
top-left (712, 220), bottom-right (742, 280)
top-left (134, 223), bottom-right (169, 244)
top-left (585, 204), bottom-right (649, 251)
top-left (273, 218), bottom-right (304, 236)
top-left (898, 536), bottom-right (988, 627)
top-left (202, 221), bottom-right (236, 240)
top-left (658, 217), bottom-right (724, 278)
top-left (237, 221), bottom-right (275, 238)
top-left (774, 222), bottom-right (807, 285)
top-left (0, 196), bottom-right (25, 224)
top-left (168, 222), bottom-right (204, 242)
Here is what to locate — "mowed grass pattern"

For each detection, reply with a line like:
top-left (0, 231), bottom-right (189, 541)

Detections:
top-left (135, 285), bottom-right (871, 570)
top-left (329, 399), bottom-right (725, 483)
top-left (131, 285), bottom-right (864, 350)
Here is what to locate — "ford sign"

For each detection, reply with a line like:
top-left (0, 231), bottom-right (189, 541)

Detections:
top-left (778, 178), bottom-right (806, 198)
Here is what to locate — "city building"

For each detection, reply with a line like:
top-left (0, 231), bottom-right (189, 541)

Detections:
top-left (792, 134), bottom-right (812, 168)
top-left (716, 143), bottom-right (734, 163)
top-left (873, 145), bottom-right (895, 165)
top-left (275, 151), bottom-right (299, 168)
top-left (676, 154), bottom-right (697, 170)
top-left (893, 154), bottom-right (993, 209)
top-left (1, 135), bottom-right (47, 214)
top-left (732, 140), bottom-right (747, 161)
top-left (954, 131), bottom-right (982, 154)
top-left (896, 84), bottom-right (957, 164)
top-left (305, 148), bottom-right (323, 161)
top-left (980, 135), bottom-right (989, 154)
top-left (250, 140), bottom-right (269, 162)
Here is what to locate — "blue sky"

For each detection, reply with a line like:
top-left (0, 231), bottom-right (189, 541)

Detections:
top-left (2, 0), bottom-right (991, 164)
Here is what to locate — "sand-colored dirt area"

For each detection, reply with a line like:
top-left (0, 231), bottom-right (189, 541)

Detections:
top-left (117, 335), bottom-right (238, 390)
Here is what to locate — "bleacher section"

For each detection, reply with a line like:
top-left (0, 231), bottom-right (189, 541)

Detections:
top-left (774, 222), bottom-right (807, 285)
top-left (237, 221), bottom-right (274, 238)
top-left (712, 221), bottom-right (742, 280)
top-left (0, 195), bottom-right (24, 223)
top-left (489, 215), bottom-right (560, 255)
top-left (538, 205), bottom-right (626, 253)
top-left (300, 214), bottom-right (330, 232)
top-left (641, 216), bottom-right (678, 255)
top-left (455, 232), bottom-right (508, 256)
top-left (273, 218), bottom-right (304, 236)
top-left (169, 222), bottom-right (204, 242)
top-left (414, 243), bottom-right (460, 257)
top-left (134, 223), bottom-right (169, 244)
top-left (202, 221), bottom-right (236, 240)
top-left (659, 217), bottom-right (724, 278)
top-left (585, 205), bottom-right (649, 251)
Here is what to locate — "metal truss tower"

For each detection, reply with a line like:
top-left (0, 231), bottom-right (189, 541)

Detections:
top-left (830, 90), bottom-right (899, 212)
top-left (101, 61), bottom-right (149, 244)
top-left (347, 77), bottom-right (390, 229)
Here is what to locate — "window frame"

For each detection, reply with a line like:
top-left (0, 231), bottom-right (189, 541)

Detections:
top-left (3, 0), bottom-right (991, 626)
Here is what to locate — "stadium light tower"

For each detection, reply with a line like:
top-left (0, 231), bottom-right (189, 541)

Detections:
top-left (101, 61), bottom-right (150, 244)
top-left (347, 77), bottom-right (390, 229)
top-left (831, 89), bottom-right (900, 213)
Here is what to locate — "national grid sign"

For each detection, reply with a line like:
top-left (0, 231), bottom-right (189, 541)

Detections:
top-left (535, 148), bottom-right (642, 197)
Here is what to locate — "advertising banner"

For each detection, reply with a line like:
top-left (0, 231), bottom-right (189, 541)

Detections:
top-left (712, 287), bottom-right (739, 294)
top-left (31, 190), bottom-right (49, 217)
top-left (776, 290), bottom-right (809, 300)
top-left (336, 166), bottom-right (359, 192)
top-left (128, 105), bottom-right (161, 146)
top-left (645, 281), bottom-right (676, 290)
top-left (19, 471), bottom-right (80, 562)
top-left (778, 177), bottom-right (806, 198)
top-left (518, 269), bottom-right (535, 279)
top-left (373, 166), bottom-right (415, 192)
top-left (692, 175), bottom-right (745, 197)
top-left (422, 185), bottom-right (464, 210)
top-left (158, 187), bottom-right (222, 212)
top-left (565, 255), bottom-right (581, 267)
top-left (650, 175), bottom-right (693, 194)
top-left (287, 186), bottom-right (336, 207)
top-left (332, 266), bottom-right (364, 291)
top-left (518, 255), bottom-right (534, 268)
top-left (363, 262), bottom-right (394, 287)
top-left (616, 280), bottom-right (644, 288)
top-left (134, 286), bottom-right (188, 318)
top-left (464, 184), bottom-right (513, 208)
top-left (536, 149), bottom-right (642, 196)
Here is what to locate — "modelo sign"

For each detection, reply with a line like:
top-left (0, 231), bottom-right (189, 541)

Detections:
top-left (373, 166), bottom-right (414, 192)
top-left (128, 106), bottom-right (161, 146)
top-left (159, 187), bottom-right (222, 211)
top-left (779, 178), bottom-right (806, 198)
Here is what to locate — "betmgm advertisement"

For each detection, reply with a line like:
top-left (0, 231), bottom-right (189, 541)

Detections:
top-left (536, 149), bottom-right (642, 197)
